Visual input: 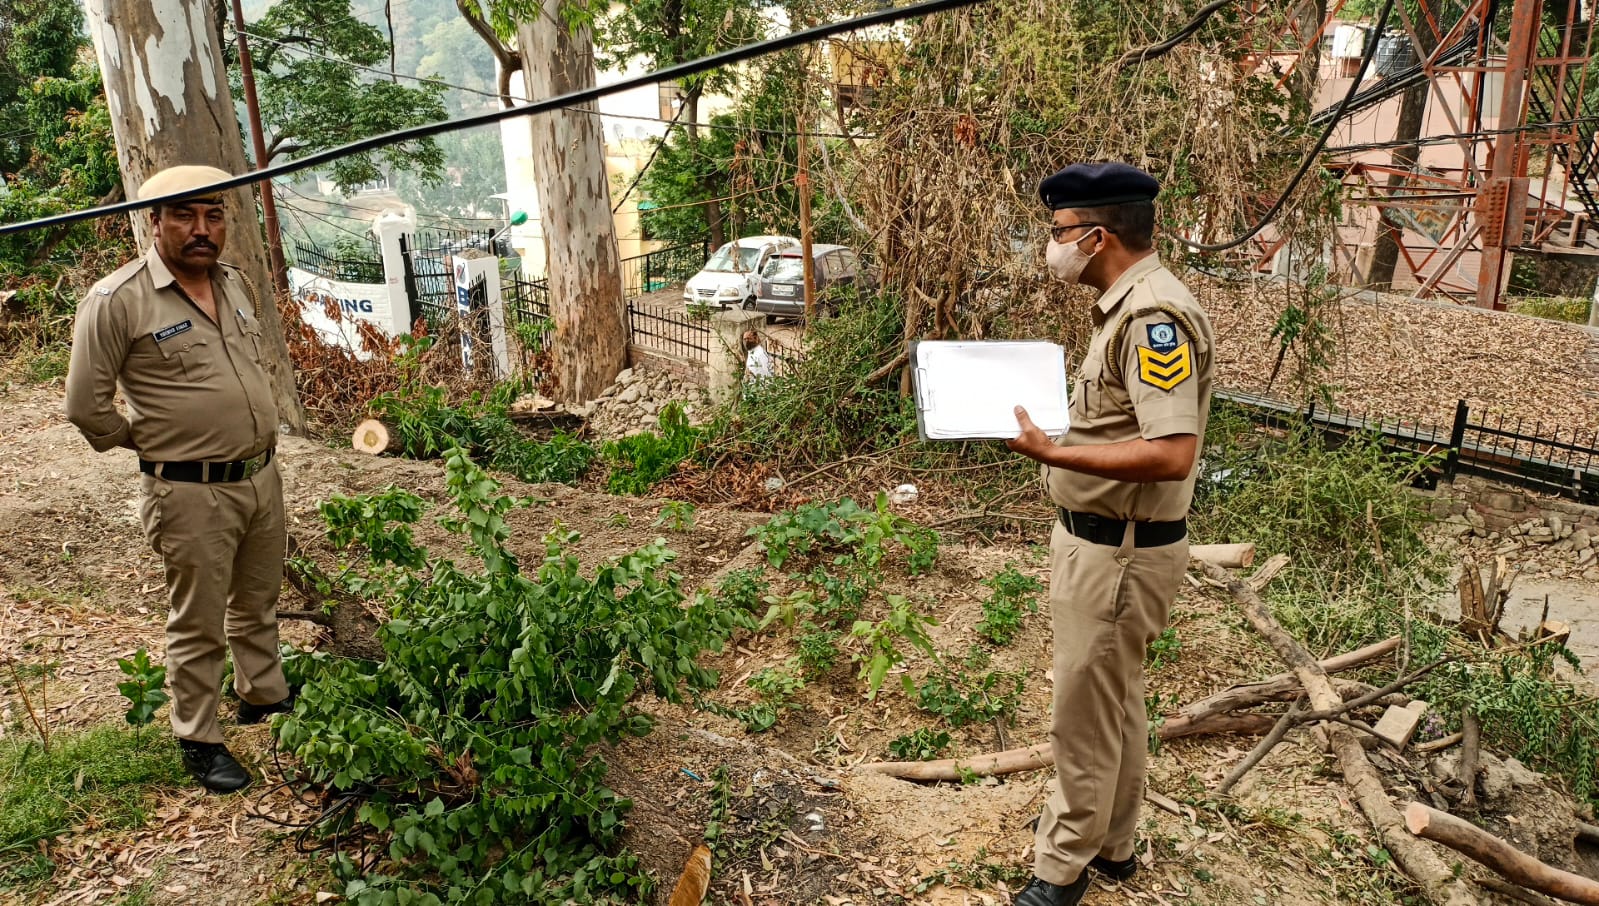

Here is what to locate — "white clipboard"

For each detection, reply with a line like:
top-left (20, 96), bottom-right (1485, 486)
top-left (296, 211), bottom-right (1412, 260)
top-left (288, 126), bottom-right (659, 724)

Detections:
top-left (910, 340), bottom-right (1071, 441)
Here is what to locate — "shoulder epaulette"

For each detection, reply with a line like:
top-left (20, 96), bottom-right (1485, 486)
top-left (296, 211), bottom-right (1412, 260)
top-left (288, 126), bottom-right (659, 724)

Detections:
top-left (88, 257), bottom-right (148, 300)
top-left (1106, 304), bottom-right (1202, 385)
top-left (217, 260), bottom-right (263, 318)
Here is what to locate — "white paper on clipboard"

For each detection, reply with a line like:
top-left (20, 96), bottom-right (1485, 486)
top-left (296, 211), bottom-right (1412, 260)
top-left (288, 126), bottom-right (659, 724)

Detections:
top-left (911, 340), bottom-right (1071, 441)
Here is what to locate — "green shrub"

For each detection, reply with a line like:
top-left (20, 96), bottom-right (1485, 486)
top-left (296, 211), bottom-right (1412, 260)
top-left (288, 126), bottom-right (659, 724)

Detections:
top-left (887, 728), bottom-right (953, 761)
top-left (601, 403), bottom-right (700, 494)
top-left (275, 450), bottom-right (753, 903)
top-left (914, 665), bottom-right (1024, 727)
top-left (975, 564), bottom-right (1043, 645)
top-left (1510, 295), bottom-right (1590, 324)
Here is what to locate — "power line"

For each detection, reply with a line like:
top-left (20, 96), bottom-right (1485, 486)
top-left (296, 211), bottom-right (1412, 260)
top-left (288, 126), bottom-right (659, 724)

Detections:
top-left (1172, 0), bottom-right (1395, 254)
top-left (2, 0), bottom-right (957, 237)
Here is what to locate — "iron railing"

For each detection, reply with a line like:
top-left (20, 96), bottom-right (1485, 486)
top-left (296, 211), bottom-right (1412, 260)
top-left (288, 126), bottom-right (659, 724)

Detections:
top-left (290, 238), bottom-right (383, 284)
top-left (626, 300), bottom-right (710, 363)
top-left (620, 240), bottom-right (711, 300)
top-left (1215, 389), bottom-right (1599, 503)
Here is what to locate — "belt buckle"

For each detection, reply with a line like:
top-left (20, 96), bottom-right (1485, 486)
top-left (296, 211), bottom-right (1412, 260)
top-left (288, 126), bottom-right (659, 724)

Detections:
top-left (240, 453), bottom-right (262, 480)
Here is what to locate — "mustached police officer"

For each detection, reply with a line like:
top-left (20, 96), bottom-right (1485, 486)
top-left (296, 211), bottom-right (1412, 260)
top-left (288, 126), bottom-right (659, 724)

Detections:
top-left (1005, 162), bottom-right (1214, 905)
top-left (66, 165), bottom-right (293, 793)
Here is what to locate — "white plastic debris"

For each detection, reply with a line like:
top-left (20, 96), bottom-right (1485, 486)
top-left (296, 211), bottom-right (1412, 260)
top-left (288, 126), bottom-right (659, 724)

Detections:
top-left (889, 483), bottom-right (919, 505)
top-left (763, 476), bottom-right (786, 493)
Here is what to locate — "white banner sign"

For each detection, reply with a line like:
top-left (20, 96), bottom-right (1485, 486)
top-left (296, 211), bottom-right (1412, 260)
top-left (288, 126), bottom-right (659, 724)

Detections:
top-left (289, 267), bottom-right (401, 358)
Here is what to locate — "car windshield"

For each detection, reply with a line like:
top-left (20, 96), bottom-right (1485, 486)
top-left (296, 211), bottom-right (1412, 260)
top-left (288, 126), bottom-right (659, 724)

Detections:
top-left (762, 255), bottom-right (806, 282)
top-left (704, 243), bottom-right (764, 273)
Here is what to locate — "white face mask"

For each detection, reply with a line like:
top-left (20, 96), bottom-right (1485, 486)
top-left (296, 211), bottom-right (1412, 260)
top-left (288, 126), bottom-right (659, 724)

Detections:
top-left (1046, 228), bottom-right (1102, 284)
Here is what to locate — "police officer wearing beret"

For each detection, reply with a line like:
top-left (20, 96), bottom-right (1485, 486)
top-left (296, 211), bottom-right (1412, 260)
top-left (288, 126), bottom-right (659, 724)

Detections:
top-left (66, 165), bottom-right (293, 793)
top-left (1005, 162), bottom-right (1214, 905)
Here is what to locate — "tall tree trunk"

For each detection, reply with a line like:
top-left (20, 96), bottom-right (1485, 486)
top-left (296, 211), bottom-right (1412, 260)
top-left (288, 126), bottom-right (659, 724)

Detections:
top-left (683, 90), bottom-right (725, 248)
top-left (83, 0), bottom-right (305, 433)
top-left (1366, 10), bottom-right (1441, 291)
top-left (516, 11), bottom-right (627, 404)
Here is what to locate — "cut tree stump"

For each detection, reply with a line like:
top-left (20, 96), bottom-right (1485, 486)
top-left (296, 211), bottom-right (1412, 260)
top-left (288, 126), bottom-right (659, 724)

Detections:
top-left (1190, 542), bottom-right (1255, 568)
top-left (1406, 803), bottom-right (1599, 905)
top-left (1200, 560), bottom-right (1482, 906)
top-left (352, 419), bottom-right (400, 455)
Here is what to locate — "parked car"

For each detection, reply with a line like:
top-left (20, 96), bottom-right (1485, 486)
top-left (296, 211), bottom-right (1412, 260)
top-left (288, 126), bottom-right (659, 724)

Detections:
top-left (682, 235), bottom-right (800, 309)
top-left (753, 244), bottom-right (872, 318)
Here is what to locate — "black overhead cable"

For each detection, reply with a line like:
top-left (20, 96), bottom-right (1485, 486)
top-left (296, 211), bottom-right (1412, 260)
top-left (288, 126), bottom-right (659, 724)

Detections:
top-left (0, 0), bottom-right (982, 238)
top-left (1172, 0), bottom-right (1396, 253)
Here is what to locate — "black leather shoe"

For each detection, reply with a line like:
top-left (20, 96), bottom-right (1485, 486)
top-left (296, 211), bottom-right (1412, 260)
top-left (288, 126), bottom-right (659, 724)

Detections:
top-left (1012, 873), bottom-right (1090, 906)
top-left (178, 740), bottom-right (252, 793)
top-left (1090, 854), bottom-right (1138, 882)
top-left (237, 690), bottom-right (295, 725)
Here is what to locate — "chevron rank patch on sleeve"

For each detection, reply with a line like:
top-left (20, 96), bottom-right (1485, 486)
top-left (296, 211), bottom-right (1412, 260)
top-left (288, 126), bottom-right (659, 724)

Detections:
top-left (1136, 341), bottom-right (1192, 390)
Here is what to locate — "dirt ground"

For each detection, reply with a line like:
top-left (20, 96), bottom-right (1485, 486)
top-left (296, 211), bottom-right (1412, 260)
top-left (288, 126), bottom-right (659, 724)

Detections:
top-left (3, 380), bottom-right (1598, 906)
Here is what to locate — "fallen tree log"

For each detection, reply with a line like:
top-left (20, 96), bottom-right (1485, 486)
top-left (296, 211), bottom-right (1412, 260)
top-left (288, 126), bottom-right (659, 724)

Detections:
top-left (861, 712), bottom-right (1277, 781)
top-left (1189, 542), bottom-right (1255, 568)
top-left (1167, 637), bottom-right (1401, 726)
top-left (1201, 561), bottom-right (1482, 906)
top-left (1406, 803), bottom-right (1599, 905)
top-left (352, 419), bottom-right (402, 455)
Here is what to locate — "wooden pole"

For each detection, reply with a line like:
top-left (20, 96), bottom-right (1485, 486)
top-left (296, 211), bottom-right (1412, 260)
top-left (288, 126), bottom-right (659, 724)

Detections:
top-left (1406, 803), bottom-right (1599, 905)
top-left (797, 108), bottom-right (817, 327)
top-left (227, 0), bottom-right (290, 301)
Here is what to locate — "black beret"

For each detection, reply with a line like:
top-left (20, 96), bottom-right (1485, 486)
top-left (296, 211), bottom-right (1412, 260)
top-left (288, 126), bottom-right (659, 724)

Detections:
top-left (1038, 162), bottom-right (1159, 210)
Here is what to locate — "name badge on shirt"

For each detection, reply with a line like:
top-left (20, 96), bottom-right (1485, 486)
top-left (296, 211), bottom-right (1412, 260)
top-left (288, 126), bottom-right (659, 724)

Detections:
top-left (152, 320), bottom-right (193, 344)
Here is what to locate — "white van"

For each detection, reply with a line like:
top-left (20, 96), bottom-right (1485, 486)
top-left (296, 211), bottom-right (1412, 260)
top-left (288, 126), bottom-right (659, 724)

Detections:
top-left (683, 235), bottom-right (801, 309)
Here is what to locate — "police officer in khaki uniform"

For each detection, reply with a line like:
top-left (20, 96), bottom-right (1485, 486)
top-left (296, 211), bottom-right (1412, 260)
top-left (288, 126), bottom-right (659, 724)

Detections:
top-left (66, 165), bottom-right (293, 793)
top-left (1006, 162), bottom-right (1214, 906)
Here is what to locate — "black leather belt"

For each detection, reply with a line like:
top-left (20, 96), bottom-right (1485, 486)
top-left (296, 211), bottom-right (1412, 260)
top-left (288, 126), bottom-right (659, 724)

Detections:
top-left (140, 448), bottom-right (274, 483)
top-left (1059, 508), bottom-right (1186, 549)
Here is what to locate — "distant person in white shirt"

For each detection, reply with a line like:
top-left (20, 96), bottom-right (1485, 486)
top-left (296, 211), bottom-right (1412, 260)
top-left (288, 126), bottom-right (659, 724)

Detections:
top-left (743, 329), bottom-right (773, 381)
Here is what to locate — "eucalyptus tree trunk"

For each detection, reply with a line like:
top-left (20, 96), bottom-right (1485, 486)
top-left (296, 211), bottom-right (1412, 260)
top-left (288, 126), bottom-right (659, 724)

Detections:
top-left (516, 10), bottom-right (627, 403)
top-left (82, 0), bottom-right (305, 432)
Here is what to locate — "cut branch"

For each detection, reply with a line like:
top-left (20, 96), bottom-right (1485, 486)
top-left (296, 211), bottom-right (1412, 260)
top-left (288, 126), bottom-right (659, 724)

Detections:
top-left (1406, 803), bottom-right (1599, 905)
top-left (1115, 0), bottom-right (1238, 68)
top-left (1189, 542), bottom-right (1255, 568)
top-left (1201, 561), bottom-right (1482, 906)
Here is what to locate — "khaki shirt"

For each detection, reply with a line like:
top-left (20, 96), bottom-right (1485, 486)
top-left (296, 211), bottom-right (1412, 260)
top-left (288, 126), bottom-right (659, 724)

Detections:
top-left (1045, 254), bottom-right (1214, 522)
top-left (65, 247), bottom-right (278, 463)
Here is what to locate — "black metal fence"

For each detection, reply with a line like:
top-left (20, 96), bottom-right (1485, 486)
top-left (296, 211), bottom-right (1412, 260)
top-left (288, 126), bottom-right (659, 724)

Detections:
top-left (289, 238), bottom-right (383, 284)
top-left (621, 240), bottom-right (710, 300)
top-left (626, 300), bottom-right (711, 363)
top-left (1215, 389), bottom-right (1599, 503)
top-left (398, 228), bottom-right (511, 330)
top-left (503, 271), bottom-right (552, 373)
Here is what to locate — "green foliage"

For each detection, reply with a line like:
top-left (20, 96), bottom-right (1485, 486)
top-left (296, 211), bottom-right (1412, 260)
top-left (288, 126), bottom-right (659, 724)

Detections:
top-left (0, 0), bottom-right (131, 370)
top-left (751, 495), bottom-right (939, 575)
top-left (913, 664), bottom-right (1023, 728)
top-left (238, 0), bottom-right (447, 190)
top-left (0, 726), bottom-right (187, 885)
top-left (975, 564), bottom-right (1042, 646)
top-left (652, 500), bottom-right (696, 532)
top-left (601, 403), bottom-right (700, 495)
top-left (887, 728), bottom-right (952, 761)
top-left (115, 649), bottom-right (169, 729)
top-left (370, 340), bottom-right (595, 485)
top-left (1146, 626), bottom-right (1181, 671)
top-left (1193, 407), bottom-right (1441, 654)
top-left (1510, 295), bottom-right (1591, 324)
top-left (276, 450), bottom-right (755, 903)
top-left (796, 625), bottom-right (842, 677)
top-left (851, 595), bottom-right (937, 698)
top-left (714, 568), bottom-right (768, 614)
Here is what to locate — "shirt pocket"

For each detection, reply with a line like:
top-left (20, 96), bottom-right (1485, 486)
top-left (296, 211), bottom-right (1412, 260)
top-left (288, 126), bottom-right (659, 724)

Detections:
top-left (1074, 350), bottom-right (1105, 421)
top-left (161, 337), bottom-right (217, 383)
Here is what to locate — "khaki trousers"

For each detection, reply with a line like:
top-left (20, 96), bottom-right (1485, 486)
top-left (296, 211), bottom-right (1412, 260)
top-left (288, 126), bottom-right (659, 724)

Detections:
top-left (1033, 520), bottom-right (1188, 886)
top-left (138, 459), bottom-right (289, 745)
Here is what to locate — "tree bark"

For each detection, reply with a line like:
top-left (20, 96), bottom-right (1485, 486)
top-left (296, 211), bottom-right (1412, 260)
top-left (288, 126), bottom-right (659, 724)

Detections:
top-left (516, 10), bottom-right (627, 404)
top-left (1406, 803), bottom-right (1599, 905)
top-left (1190, 542), bottom-right (1255, 568)
top-left (1366, 8), bottom-right (1441, 291)
top-left (84, 0), bottom-right (305, 433)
